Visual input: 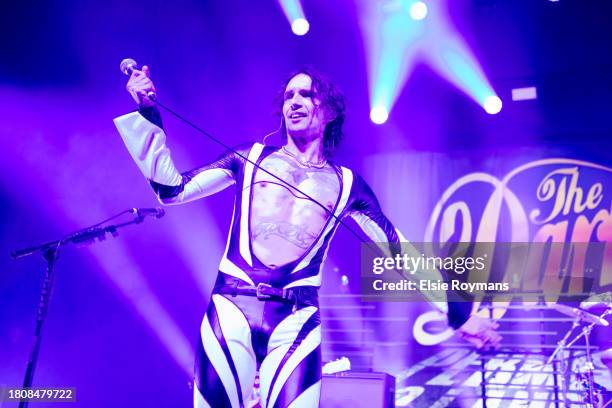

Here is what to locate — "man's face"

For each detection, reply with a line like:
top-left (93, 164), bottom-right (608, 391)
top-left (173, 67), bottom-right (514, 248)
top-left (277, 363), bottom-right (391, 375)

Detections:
top-left (283, 73), bottom-right (329, 140)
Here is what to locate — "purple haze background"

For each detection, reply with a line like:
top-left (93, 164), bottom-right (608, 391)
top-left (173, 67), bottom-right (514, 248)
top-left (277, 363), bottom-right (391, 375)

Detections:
top-left (1, 0), bottom-right (611, 406)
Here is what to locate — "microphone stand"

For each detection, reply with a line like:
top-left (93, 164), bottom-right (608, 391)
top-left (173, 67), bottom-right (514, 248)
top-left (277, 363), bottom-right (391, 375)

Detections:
top-left (10, 210), bottom-right (160, 408)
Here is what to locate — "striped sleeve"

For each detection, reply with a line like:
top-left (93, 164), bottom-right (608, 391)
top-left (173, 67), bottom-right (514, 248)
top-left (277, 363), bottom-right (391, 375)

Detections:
top-left (113, 110), bottom-right (247, 205)
top-left (347, 174), bottom-right (399, 257)
top-left (347, 173), bottom-right (470, 329)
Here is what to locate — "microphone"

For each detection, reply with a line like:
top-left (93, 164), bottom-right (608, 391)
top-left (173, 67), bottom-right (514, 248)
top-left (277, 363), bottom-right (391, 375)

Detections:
top-left (120, 58), bottom-right (156, 100)
top-left (119, 58), bottom-right (138, 76)
top-left (131, 207), bottom-right (166, 219)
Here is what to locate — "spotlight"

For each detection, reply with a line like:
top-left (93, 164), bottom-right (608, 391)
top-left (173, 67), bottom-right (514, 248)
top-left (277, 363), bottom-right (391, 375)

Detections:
top-left (483, 95), bottom-right (502, 114)
top-left (278, 0), bottom-right (309, 36)
top-left (341, 275), bottom-right (349, 286)
top-left (409, 1), bottom-right (428, 21)
top-left (370, 106), bottom-right (389, 124)
top-left (291, 18), bottom-right (310, 36)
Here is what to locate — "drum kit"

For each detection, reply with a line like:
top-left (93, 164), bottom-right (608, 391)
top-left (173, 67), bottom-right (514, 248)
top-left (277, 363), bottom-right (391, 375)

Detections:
top-left (547, 292), bottom-right (612, 407)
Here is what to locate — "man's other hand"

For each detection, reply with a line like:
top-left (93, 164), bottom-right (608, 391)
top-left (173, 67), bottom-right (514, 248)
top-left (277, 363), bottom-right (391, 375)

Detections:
top-left (457, 315), bottom-right (502, 350)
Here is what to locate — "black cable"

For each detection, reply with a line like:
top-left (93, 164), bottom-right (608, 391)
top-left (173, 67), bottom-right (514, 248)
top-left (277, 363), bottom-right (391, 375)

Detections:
top-left (149, 96), bottom-right (381, 255)
top-left (127, 90), bottom-right (447, 310)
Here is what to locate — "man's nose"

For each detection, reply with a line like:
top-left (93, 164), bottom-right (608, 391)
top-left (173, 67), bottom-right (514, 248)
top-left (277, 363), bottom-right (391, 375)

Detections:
top-left (290, 96), bottom-right (302, 108)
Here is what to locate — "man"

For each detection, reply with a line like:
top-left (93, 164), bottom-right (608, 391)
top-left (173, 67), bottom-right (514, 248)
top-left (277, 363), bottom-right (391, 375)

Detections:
top-left (114, 66), bottom-right (499, 408)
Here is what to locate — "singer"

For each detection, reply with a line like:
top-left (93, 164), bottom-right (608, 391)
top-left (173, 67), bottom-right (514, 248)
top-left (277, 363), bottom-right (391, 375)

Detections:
top-left (113, 65), bottom-right (499, 408)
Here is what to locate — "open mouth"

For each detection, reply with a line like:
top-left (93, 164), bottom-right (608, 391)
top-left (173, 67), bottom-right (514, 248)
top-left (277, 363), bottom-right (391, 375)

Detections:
top-left (288, 112), bottom-right (307, 119)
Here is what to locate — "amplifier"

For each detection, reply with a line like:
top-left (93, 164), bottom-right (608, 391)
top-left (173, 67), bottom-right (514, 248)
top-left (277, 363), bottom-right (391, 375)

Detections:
top-left (321, 371), bottom-right (395, 408)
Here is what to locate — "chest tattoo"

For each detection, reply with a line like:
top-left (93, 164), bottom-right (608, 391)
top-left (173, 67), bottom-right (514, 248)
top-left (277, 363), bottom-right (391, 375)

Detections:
top-left (252, 221), bottom-right (317, 249)
top-left (250, 151), bottom-right (340, 251)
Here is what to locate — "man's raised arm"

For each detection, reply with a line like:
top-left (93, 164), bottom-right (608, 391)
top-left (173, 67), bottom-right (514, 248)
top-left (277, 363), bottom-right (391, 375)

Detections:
top-left (113, 65), bottom-right (242, 205)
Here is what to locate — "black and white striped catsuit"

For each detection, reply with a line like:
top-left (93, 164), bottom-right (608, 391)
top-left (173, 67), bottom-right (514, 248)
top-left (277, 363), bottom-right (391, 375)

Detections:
top-left (114, 108), bottom-right (469, 408)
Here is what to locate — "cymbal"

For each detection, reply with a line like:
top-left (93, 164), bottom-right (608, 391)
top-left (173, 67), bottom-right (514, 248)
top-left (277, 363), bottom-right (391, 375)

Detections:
top-left (580, 292), bottom-right (612, 310)
top-left (551, 303), bottom-right (609, 327)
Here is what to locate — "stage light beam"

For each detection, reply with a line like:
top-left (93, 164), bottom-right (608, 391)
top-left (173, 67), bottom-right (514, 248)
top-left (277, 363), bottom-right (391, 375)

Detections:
top-left (370, 106), bottom-right (389, 124)
top-left (483, 95), bottom-right (503, 114)
top-left (359, 1), bottom-right (499, 124)
top-left (359, 0), bottom-right (426, 125)
top-left (291, 18), bottom-right (310, 36)
top-left (410, 1), bottom-right (428, 21)
top-left (278, 0), bottom-right (309, 36)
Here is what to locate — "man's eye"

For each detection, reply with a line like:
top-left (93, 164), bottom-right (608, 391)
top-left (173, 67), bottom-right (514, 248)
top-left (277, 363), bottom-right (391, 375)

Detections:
top-left (284, 92), bottom-right (293, 100)
top-left (300, 91), bottom-right (313, 98)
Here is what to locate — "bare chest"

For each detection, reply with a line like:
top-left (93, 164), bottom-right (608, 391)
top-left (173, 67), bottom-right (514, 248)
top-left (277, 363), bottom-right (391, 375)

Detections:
top-left (249, 151), bottom-right (340, 260)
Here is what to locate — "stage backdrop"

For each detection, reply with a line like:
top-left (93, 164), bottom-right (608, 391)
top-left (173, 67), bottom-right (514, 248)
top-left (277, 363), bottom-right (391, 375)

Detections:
top-left (320, 141), bottom-right (611, 407)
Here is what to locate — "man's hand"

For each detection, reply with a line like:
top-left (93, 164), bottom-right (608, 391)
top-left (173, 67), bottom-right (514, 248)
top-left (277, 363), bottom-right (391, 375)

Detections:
top-left (126, 65), bottom-right (156, 108)
top-left (456, 315), bottom-right (502, 350)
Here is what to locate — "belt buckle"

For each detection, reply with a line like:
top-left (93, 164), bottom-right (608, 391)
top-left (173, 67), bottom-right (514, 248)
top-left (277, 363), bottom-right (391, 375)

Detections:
top-left (256, 282), bottom-right (273, 300)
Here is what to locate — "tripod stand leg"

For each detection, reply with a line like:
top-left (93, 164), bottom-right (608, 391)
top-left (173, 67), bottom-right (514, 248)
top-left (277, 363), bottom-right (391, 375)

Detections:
top-left (19, 248), bottom-right (59, 408)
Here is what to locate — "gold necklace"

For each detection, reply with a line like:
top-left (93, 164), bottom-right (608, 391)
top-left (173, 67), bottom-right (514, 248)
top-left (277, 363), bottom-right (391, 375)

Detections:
top-left (281, 146), bottom-right (327, 168)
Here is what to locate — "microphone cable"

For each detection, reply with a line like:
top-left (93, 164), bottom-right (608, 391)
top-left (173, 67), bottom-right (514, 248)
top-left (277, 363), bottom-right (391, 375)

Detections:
top-left (147, 95), bottom-right (379, 254)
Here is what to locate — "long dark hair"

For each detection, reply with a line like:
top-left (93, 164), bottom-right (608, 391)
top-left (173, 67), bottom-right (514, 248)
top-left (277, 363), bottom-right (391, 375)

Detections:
top-left (275, 67), bottom-right (346, 158)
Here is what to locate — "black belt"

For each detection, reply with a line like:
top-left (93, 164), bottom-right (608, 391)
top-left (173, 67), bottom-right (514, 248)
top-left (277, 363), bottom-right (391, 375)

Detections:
top-left (215, 281), bottom-right (297, 303)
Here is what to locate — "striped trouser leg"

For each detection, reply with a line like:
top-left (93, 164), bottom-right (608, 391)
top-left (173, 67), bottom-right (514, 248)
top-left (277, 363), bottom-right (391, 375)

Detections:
top-left (259, 306), bottom-right (322, 408)
top-left (194, 294), bottom-right (257, 408)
